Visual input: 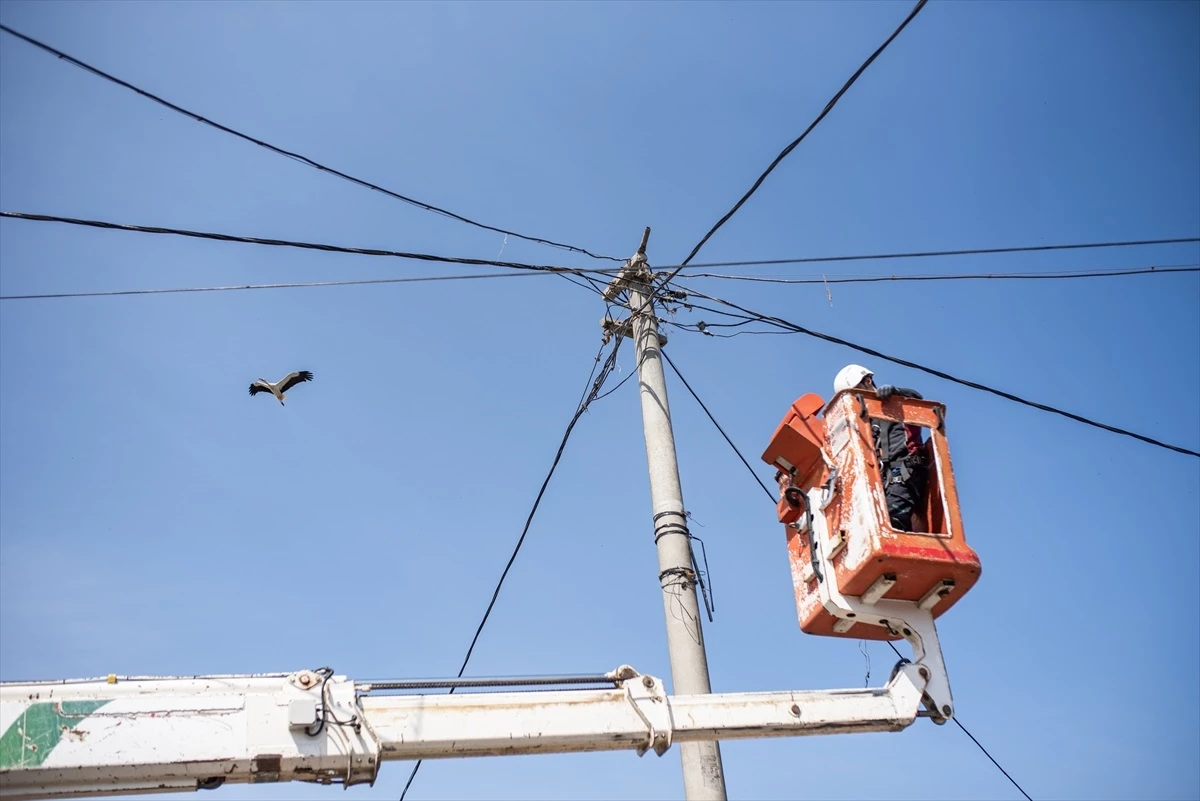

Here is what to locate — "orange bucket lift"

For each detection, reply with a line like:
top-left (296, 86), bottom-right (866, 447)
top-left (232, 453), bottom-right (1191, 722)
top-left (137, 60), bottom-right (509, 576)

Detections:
top-left (761, 388), bottom-right (982, 723)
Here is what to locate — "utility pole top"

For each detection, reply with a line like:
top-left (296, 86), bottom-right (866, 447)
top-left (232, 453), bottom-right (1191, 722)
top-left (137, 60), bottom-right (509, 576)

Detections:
top-left (602, 227), bottom-right (652, 303)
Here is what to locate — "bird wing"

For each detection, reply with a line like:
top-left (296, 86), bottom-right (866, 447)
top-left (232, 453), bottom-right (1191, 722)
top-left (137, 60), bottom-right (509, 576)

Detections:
top-left (276, 370), bottom-right (314, 393)
top-left (249, 380), bottom-right (273, 397)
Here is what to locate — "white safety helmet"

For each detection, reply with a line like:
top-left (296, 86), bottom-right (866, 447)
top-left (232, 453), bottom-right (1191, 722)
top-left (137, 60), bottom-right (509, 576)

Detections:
top-left (833, 364), bottom-right (874, 394)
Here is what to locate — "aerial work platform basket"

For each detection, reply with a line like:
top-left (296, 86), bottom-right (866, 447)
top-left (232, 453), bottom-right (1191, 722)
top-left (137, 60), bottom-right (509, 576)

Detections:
top-left (761, 389), bottom-right (981, 642)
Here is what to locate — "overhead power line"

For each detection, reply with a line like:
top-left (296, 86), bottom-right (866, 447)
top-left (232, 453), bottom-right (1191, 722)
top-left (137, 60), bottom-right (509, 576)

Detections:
top-left (673, 0), bottom-right (928, 273)
top-left (0, 270), bottom-right (577, 301)
top-left (398, 334), bottom-right (627, 801)
top-left (952, 718), bottom-right (1034, 801)
top-left (659, 348), bottom-right (775, 502)
top-left (677, 285), bottom-right (1200, 458)
top-left (0, 211), bottom-right (619, 276)
top-left (681, 264), bottom-right (1200, 285)
top-left (0, 24), bottom-right (622, 263)
top-left (665, 237), bottom-right (1200, 272)
top-left (878, 643), bottom-right (1032, 801)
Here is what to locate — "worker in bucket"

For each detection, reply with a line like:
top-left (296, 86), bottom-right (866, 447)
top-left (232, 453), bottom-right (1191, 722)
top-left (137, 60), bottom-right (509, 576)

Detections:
top-left (833, 364), bottom-right (927, 532)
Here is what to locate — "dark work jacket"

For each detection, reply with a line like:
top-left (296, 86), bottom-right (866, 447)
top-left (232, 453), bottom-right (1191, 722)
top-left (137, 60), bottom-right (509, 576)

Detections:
top-left (871, 387), bottom-right (924, 465)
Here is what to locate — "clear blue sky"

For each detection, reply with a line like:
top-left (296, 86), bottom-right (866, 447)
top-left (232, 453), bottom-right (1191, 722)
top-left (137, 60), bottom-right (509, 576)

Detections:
top-left (1, 2), bottom-right (1198, 800)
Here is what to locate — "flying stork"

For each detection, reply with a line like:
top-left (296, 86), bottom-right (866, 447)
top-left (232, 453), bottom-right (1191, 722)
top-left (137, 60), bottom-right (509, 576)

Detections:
top-left (249, 371), bottom-right (313, 406)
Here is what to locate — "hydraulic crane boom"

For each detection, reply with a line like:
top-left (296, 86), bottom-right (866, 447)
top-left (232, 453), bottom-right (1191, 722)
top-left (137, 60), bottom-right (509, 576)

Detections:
top-left (1, 662), bottom-right (931, 800)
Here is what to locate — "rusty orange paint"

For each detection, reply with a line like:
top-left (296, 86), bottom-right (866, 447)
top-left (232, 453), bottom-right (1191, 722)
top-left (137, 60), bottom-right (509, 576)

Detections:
top-left (762, 389), bottom-right (981, 642)
top-left (761, 392), bottom-right (829, 496)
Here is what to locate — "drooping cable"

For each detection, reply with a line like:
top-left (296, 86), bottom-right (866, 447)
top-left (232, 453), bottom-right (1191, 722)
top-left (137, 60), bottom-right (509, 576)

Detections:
top-left (680, 264), bottom-right (1200, 285)
top-left (0, 270), bottom-right (598, 301)
top-left (0, 211), bottom-right (618, 275)
top-left (882, 642), bottom-right (1033, 801)
top-left (679, 285), bottom-right (1200, 459)
top-left (0, 24), bottom-right (622, 263)
top-left (398, 334), bottom-right (626, 801)
top-left (671, 0), bottom-right (929, 274)
top-left (661, 237), bottom-right (1200, 272)
top-left (659, 348), bottom-right (775, 502)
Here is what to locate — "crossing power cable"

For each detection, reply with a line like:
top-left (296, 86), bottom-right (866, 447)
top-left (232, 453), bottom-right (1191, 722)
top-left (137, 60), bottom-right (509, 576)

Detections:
top-left (0, 23), bottom-right (621, 263)
top-left (660, 344), bottom-right (1036, 801)
top-left (622, 0), bottom-right (931, 328)
top-left (670, 0), bottom-right (929, 278)
top-left (680, 264), bottom-right (1200, 285)
top-left (397, 334), bottom-right (626, 801)
top-left (676, 285), bottom-right (1200, 458)
top-left (660, 237), bottom-right (1200, 272)
top-left (0, 211), bottom-right (619, 276)
top-left (659, 348), bottom-right (775, 502)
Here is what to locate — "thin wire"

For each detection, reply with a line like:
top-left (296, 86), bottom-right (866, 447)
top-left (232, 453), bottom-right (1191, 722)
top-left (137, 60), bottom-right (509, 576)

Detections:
top-left (661, 237), bottom-right (1200, 272)
top-left (0, 270), bottom-right (588, 301)
top-left (398, 335), bottom-right (626, 801)
top-left (631, 0), bottom-right (930, 324)
top-left (681, 264), bottom-right (1200, 285)
top-left (672, 0), bottom-right (929, 272)
top-left (0, 24), bottom-right (622, 263)
top-left (882, 642), bottom-right (1032, 801)
top-left (679, 285), bottom-right (1200, 459)
top-left (0, 211), bottom-right (618, 275)
top-left (659, 348), bottom-right (775, 502)
top-left (953, 718), bottom-right (1035, 801)
top-left (591, 368), bottom-right (637, 402)
top-left (558, 271), bottom-right (613, 301)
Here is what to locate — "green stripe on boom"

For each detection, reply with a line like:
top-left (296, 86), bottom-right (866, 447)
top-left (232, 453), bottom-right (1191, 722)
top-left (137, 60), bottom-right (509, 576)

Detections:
top-left (0, 701), bottom-right (112, 769)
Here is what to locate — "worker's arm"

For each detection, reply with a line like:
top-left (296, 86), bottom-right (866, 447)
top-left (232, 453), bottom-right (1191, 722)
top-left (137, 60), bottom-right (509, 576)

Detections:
top-left (875, 385), bottom-right (923, 400)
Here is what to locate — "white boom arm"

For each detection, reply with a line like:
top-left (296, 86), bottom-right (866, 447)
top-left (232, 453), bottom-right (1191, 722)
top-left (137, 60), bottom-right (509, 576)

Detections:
top-left (1, 662), bottom-right (931, 800)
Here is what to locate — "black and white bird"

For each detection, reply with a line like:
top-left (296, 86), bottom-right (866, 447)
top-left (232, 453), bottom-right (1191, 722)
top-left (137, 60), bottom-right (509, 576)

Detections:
top-left (248, 371), bottom-right (313, 406)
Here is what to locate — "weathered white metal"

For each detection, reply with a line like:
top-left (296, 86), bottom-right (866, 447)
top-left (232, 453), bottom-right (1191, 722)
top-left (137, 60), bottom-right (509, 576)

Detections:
top-left (0, 664), bottom-right (929, 800)
top-left (803, 486), bottom-right (955, 722)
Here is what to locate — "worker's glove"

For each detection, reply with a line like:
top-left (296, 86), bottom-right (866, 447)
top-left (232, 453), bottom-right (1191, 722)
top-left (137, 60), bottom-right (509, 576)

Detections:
top-left (876, 384), bottom-right (896, 400)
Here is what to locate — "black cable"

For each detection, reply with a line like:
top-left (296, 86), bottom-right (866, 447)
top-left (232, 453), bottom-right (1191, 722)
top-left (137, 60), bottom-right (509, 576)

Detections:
top-left (0, 270), bottom-right (593, 301)
top-left (571, 271), bottom-right (614, 297)
top-left (398, 335), bottom-right (626, 801)
top-left (882, 642), bottom-right (1032, 801)
top-left (661, 238), bottom-right (1200, 271)
top-left (681, 264), bottom-right (1200, 285)
top-left (591, 368), bottom-right (636, 402)
top-left (625, 0), bottom-right (931, 326)
top-left (690, 533), bottom-right (715, 622)
top-left (0, 24), bottom-right (622, 264)
top-left (680, 285), bottom-right (1200, 459)
top-left (672, 0), bottom-right (929, 273)
top-left (659, 348), bottom-right (776, 502)
top-left (303, 667), bottom-right (359, 738)
top-left (952, 717), bottom-right (1034, 801)
top-left (558, 271), bottom-right (613, 302)
top-left (0, 211), bottom-right (619, 275)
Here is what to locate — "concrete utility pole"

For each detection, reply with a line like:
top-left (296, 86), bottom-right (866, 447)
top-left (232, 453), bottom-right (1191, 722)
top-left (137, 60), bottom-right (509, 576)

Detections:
top-left (603, 229), bottom-right (728, 801)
